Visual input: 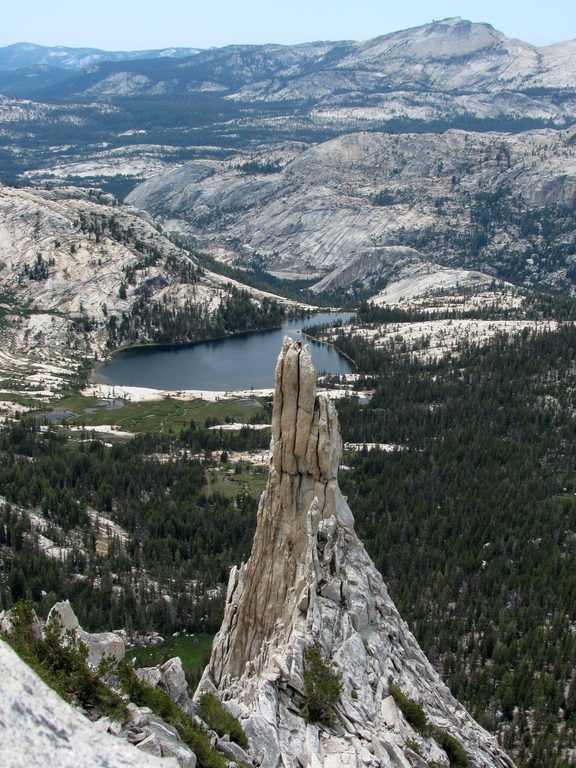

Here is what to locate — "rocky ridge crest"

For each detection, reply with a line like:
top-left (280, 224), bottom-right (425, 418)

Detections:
top-left (198, 339), bottom-right (514, 767)
top-left (13, 19), bottom-right (576, 114)
top-left (0, 610), bottom-right (180, 768)
top-left (127, 128), bottom-right (576, 295)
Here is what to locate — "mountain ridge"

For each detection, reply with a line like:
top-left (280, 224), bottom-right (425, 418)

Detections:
top-left (0, 182), bottom-right (301, 400)
top-left (126, 127), bottom-right (576, 295)
top-left (0, 42), bottom-right (201, 72)
top-left (2, 19), bottom-right (575, 107)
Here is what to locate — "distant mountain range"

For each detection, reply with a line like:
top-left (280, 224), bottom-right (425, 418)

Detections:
top-left (2, 21), bottom-right (576, 768)
top-left (2, 17), bottom-right (576, 301)
top-left (1, 18), bottom-right (575, 105)
top-left (0, 42), bottom-right (201, 71)
top-left (0, 42), bottom-right (202, 98)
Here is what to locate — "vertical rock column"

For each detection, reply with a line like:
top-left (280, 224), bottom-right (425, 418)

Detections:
top-left (206, 338), bottom-right (342, 684)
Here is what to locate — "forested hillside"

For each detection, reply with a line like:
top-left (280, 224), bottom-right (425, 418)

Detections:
top-left (0, 424), bottom-right (269, 634)
top-left (2, 303), bottom-right (576, 766)
top-left (329, 320), bottom-right (576, 768)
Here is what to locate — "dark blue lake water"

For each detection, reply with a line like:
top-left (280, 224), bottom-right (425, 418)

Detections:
top-left (92, 313), bottom-right (353, 391)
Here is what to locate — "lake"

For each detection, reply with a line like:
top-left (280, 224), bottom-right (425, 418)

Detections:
top-left (92, 312), bottom-right (353, 391)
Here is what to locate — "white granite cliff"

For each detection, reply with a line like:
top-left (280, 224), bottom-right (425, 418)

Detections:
top-left (197, 338), bottom-right (515, 768)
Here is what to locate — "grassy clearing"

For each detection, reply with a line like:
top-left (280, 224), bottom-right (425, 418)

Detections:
top-left (206, 466), bottom-right (269, 499)
top-left (131, 634), bottom-right (214, 675)
top-left (49, 396), bottom-right (266, 433)
top-left (48, 395), bottom-right (100, 411)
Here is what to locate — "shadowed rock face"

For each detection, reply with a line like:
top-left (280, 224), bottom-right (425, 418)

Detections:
top-left (198, 338), bottom-right (515, 768)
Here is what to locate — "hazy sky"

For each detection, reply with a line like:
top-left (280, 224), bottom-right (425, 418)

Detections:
top-left (1, 0), bottom-right (575, 50)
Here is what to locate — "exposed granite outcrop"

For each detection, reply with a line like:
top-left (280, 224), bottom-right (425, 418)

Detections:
top-left (0, 638), bottom-right (176, 768)
top-left (136, 656), bottom-right (195, 716)
top-left (127, 128), bottom-right (576, 295)
top-left (120, 703), bottom-right (197, 768)
top-left (197, 338), bottom-right (515, 768)
top-left (1, 603), bottom-right (199, 768)
top-left (48, 600), bottom-right (125, 668)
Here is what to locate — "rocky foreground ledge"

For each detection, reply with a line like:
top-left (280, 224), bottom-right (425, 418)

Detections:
top-left (197, 338), bottom-right (515, 768)
top-left (0, 637), bottom-right (175, 768)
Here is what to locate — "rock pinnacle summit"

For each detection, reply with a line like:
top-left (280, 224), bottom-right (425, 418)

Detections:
top-left (197, 338), bottom-right (514, 768)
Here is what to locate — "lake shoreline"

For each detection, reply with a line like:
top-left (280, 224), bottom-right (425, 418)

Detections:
top-left (81, 378), bottom-right (368, 406)
top-left (300, 330), bottom-right (357, 369)
top-left (81, 382), bottom-right (275, 404)
top-left (92, 311), bottom-right (354, 392)
top-left (92, 306), bottom-right (346, 368)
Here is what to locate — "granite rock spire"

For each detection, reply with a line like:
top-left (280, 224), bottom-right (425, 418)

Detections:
top-left (197, 338), bottom-right (514, 768)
